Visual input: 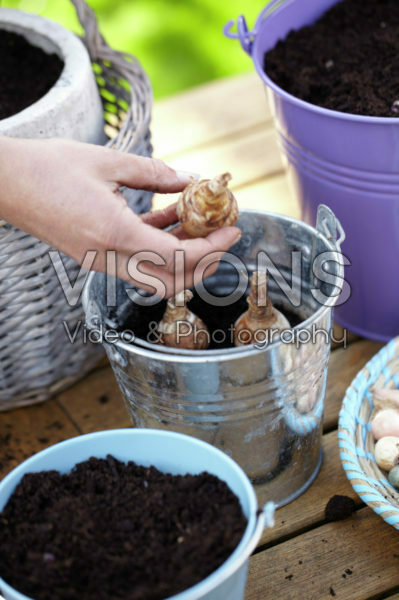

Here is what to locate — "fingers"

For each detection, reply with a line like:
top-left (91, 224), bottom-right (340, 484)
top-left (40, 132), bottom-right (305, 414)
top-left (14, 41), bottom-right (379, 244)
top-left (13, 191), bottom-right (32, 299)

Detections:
top-left (140, 203), bottom-right (178, 229)
top-left (89, 184), bottom-right (242, 299)
top-left (178, 226), bottom-right (242, 291)
top-left (111, 154), bottom-right (198, 193)
top-left (139, 205), bottom-right (198, 240)
top-left (168, 224), bottom-right (192, 240)
top-left (112, 224), bottom-right (242, 298)
top-left (180, 226), bottom-right (242, 267)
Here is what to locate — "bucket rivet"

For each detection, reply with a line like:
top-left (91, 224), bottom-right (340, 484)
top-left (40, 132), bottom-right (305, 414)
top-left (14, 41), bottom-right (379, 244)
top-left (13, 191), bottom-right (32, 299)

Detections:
top-left (90, 316), bottom-right (100, 328)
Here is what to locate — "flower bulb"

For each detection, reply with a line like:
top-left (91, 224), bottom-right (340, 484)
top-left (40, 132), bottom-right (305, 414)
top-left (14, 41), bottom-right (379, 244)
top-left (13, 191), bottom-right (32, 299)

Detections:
top-left (157, 290), bottom-right (209, 350)
top-left (176, 172), bottom-right (239, 237)
top-left (234, 271), bottom-right (290, 347)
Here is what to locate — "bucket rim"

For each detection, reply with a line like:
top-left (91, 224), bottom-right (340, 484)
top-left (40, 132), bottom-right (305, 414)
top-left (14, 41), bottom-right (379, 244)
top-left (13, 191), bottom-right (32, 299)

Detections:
top-left (250, 0), bottom-right (399, 125)
top-left (82, 208), bottom-right (343, 363)
top-left (0, 428), bottom-right (264, 600)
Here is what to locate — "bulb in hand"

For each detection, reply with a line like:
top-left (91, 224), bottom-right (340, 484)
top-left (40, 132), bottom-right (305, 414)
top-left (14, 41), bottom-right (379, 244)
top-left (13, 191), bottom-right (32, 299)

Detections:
top-left (176, 172), bottom-right (239, 237)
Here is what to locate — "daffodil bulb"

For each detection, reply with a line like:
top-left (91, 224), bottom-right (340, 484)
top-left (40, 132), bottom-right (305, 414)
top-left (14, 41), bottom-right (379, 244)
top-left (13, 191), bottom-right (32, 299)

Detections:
top-left (234, 271), bottom-right (290, 347)
top-left (176, 172), bottom-right (239, 237)
top-left (157, 290), bottom-right (209, 350)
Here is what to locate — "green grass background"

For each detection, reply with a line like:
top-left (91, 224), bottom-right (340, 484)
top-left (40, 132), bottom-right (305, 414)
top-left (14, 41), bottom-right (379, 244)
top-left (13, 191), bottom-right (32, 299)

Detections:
top-left (1, 0), bottom-right (268, 98)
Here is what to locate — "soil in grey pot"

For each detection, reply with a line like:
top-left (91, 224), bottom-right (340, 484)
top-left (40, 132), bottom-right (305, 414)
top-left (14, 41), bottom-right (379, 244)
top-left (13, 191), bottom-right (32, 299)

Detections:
top-left (0, 29), bottom-right (64, 120)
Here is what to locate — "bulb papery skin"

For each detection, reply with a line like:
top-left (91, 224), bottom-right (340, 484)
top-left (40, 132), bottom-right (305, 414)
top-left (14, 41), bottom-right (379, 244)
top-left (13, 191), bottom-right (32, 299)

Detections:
top-left (233, 271), bottom-right (290, 347)
top-left (176, 172), bottom-right (239, 237)
top-left (157, 290), bottom-right (209, 350)
top-left (372, 387), bottom-right (399, 411)
top-left (371, 409), bottom-right (399, 440)
top-left (234, 309), bottom-right (290, 347)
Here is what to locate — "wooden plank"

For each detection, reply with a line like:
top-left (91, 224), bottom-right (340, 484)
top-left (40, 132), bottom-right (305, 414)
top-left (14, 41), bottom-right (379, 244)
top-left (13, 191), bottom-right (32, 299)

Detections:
top-left (234, 173), bottom-right (299, 218)
top-left (152, 73), bottom-right (270, 158)
top-left (324, 340), bottom-right (383, 431)
top-left (160, 126), bottom-right (282, 186)
top-left (259, 430), bottom-right (361, 546)
top-left (331, 323), bottom-right (359, 349)
top-left (153, 126), bottom-right (284, 212)
top-left (56, 366), bottom-right (131, 434)
top-left (248, 508), bottom-right (399, 600)
top-left (0, 400), bottom-right (79, 480)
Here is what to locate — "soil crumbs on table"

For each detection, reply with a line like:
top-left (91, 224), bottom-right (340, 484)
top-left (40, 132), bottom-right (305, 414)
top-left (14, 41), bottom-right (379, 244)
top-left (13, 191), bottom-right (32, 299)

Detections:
top-left (0, 455), bottom-right (247, 600)
top-left (325, 494), bottom-right (356, 521)
top-left (0, 30), bottom-right (64, 120)
top-left (265, 0), bottom-right (399, 117)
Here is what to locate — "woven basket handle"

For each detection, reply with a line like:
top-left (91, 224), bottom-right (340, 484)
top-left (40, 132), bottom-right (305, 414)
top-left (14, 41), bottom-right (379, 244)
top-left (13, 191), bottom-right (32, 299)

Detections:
top-left (69, 0), bottom-right (106, 62)
top-left (68, 0), bottom-right (152, 152)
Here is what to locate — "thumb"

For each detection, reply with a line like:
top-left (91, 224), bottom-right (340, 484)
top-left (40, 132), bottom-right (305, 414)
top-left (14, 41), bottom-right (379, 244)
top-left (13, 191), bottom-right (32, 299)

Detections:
top-left (179, 226), bottom-right (243, 288)
top-left (113, 154), bottom-right (198, 193)
top-left (206, 226), bottom-right (242, 249)
top-left (180, 226), bottom-right (243, 267)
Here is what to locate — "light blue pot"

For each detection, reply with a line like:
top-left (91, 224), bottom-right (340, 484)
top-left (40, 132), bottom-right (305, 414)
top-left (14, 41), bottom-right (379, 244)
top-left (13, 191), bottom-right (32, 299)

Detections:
top-left (0, 429), bottom-right (275, 600)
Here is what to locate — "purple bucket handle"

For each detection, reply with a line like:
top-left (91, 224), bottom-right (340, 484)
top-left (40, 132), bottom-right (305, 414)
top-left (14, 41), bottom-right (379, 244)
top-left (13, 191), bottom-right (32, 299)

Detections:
top-left (224, 0), bottom-right (291, 54)
top-left (223, 15), bottom-right (254, 54)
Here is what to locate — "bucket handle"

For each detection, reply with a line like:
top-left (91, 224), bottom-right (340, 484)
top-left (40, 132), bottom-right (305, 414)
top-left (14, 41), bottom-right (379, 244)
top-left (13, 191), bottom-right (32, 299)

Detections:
top-left (261, 501), bottom-right (276, 529)
top-left (316, 205), bottom-right (345, 251)
top-left (244, 502), bottom-right (275, 559)
top-left (223, 0), bottom-right (290, 55)
top-left (223, 15), bottom-right (254, 55)
top-left (313, 205), bottom-right (346, 303)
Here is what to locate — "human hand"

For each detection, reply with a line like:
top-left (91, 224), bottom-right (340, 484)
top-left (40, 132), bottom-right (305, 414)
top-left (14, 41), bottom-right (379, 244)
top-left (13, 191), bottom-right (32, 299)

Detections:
top-left (0, 137), bottom-right (242, 297)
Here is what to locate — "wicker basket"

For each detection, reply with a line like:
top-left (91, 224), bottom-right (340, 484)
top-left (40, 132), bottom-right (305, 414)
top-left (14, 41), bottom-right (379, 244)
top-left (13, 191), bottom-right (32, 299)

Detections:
top-left (338, 337), bottom-right (399, 530)
top-left (0, 0), bottom-right (153, 410)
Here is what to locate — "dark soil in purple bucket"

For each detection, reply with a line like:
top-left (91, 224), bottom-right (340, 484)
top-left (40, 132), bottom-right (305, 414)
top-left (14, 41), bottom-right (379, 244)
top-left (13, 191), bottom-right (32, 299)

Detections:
top-left (0, 30), bottom-right (64, 120)
top-left (0, 455), bottom-right (247, 600)
top-left (264, 0), bottom-right (399, 117)
top-left (111, 291), bottom-right (301, 350)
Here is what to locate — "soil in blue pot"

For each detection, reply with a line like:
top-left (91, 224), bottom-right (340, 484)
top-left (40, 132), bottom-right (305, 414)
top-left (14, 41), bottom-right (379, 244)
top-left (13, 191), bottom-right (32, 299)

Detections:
top-left (0, 455), bottom-right (247, 600)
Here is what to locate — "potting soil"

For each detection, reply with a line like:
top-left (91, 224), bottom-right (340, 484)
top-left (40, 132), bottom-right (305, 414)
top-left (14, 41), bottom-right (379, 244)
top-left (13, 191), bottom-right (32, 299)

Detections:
top-left (264, 0), bottom-right (399, 117)
top-left (0, 30), bottom-right (64, 120)
top-left (0, 455), bottom-right (247, 600)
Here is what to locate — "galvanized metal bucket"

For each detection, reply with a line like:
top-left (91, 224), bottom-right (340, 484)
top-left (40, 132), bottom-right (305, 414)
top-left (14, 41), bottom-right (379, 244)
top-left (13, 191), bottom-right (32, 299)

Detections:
top-left (82, 206), bottom-right (345, 507)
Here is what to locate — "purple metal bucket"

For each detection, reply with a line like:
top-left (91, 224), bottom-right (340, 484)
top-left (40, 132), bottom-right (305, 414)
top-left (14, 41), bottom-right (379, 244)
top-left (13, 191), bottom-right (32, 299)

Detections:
top-left (225, 0), bottom-right (399, 342)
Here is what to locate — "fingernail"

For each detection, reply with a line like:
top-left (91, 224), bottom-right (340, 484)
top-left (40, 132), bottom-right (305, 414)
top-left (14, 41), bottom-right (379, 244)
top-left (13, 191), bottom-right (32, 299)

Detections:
top-left (233, 230), bottom-right (242, 244)
top-left (176, 170), bottom-right (200, 184)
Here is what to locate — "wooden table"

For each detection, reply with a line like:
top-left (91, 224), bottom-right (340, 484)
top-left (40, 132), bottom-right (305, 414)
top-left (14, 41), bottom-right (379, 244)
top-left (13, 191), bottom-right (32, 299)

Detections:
top-left (1, 73), bottom-right (399, 599)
